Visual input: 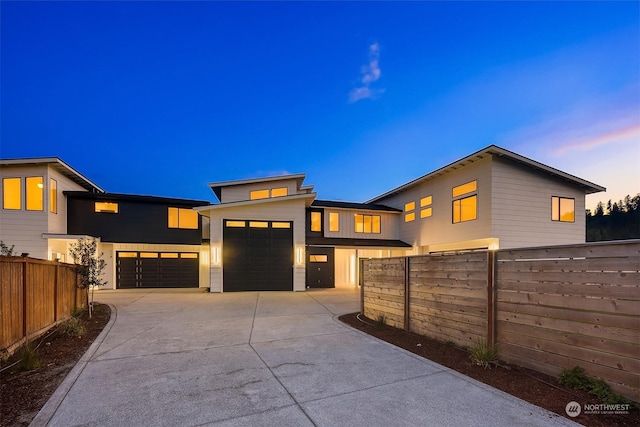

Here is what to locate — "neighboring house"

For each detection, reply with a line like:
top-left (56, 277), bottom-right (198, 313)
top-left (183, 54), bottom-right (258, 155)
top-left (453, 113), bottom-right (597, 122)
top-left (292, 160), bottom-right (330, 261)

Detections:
top-left (0, 145), bottom-right (605, 292)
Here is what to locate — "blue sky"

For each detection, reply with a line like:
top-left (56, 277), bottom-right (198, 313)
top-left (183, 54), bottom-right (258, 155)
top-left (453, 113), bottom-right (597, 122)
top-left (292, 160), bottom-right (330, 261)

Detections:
top-left (1, 1), bottom-right (638, 210)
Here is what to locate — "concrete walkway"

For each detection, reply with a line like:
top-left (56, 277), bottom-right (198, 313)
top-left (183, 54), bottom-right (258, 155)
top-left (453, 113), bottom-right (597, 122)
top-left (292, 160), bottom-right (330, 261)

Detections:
top-left (32, 289), bottom-right (578, 427)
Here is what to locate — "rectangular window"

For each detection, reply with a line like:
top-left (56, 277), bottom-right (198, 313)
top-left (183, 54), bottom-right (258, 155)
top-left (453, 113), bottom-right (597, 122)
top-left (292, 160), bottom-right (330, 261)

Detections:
top-left (453, 195), bottom-right (477, 223)
top-left (404, 201), bottom-right (415, 212)
top-left (329, 212), bottom-right (339, 232)
top-left (250, 221), bottom-right (269, 228)
top-left (181, 253), bottom-right (198, 259)
top-left (2, 177), bottom-right (21, 210)
top-left (452, 180), bottom-right (477, 197)
top-left (95, 202), bottom-right (119, 213)
top-left (26, 176), bottom-right (44, 211)
top-left (420, 196), bottom-right (432, 207)
top-left (160, 253), bottom-right (179, 258)
top-left (250, 189), bottom-right (269, 200)
top-left (272, 222), bottom-right (291, 228)
top-left (226, 220), bottom-right (246, 227)
top-left (118, 252), bottom-right (137, 258)
top-left (405, 212), bottom-right (415, 222)
top-left (168, 207), bottom-right (198, 229)
top-left (355, 214), bottom-right (381, 234)
top-left (49, 179), bottom-right (57, 213)
top-left (420, 207), bottom-right (433, 218)
top-left (270, 187), bottom-right (288, 197)
top-left (311, 211), bottom-right (322, 232)
top-left (309, 255), bottom-right (328, 262)
top-left (140, 252), bottom-right (158, 258)
top-left (552, 197), bottom-right (575, 222)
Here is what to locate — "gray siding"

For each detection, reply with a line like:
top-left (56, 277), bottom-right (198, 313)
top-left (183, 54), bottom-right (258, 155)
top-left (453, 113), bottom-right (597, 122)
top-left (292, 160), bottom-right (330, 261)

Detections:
top-left (219, 179), bottom-right (301, 203)
top-left (321, 208), bottom-right (400, 240)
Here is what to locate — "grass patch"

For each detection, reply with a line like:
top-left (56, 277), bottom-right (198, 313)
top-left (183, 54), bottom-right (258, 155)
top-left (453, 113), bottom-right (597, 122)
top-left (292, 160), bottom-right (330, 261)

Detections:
top-left (558, 366), bottom-right (637, 407)
top-left (470, 339), bottom-right (498, 369)
top-left (375, 314), bottom-right (386, 330)
top-left (59, 317), bottom-right (85, 337)
top-left (17, 342), bottom-right (42, 371)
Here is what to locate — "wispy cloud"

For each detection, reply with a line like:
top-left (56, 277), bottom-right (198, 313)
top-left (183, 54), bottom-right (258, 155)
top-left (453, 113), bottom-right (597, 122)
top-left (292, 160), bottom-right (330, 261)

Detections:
top-left (349, 43), bottom-right (384, 103)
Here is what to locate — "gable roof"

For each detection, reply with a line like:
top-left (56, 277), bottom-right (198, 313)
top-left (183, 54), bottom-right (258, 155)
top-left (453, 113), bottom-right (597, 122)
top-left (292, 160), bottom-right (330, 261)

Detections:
top-left (0, 157), bottom-right (104, 193)
top-left (367, 145), bottom-right (606, 203)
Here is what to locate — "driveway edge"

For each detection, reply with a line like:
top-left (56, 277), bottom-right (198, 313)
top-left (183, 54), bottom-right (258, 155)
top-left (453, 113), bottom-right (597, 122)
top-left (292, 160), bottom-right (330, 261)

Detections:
top-left (30, 303), bottom-right (118, 427)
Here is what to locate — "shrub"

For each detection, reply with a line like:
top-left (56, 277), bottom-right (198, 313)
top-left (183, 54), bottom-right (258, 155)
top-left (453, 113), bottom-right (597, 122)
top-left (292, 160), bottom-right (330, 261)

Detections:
top-left (558, 366), bottom-right (636, 407)
top-left (470, 339), bottom-right (498, 369)
top-left (375, 314), bottom-right (386, 330)
top-left (17, 342), bottom-right (42, 371)
top-left (60, 317), bottom-right (85, 337)
top-left (71, 306), bottom-right (84, 318)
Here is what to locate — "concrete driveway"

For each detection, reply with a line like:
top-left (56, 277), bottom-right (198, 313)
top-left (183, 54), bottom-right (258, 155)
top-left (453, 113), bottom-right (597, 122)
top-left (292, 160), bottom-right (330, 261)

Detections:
top-left (33, 289), bottom-right (578, 427)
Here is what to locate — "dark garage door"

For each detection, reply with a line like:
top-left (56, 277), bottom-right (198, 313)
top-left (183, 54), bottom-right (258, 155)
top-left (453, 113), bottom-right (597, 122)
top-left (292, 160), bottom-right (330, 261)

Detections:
top-left (223, 220), bottom-right (293, 292)
top-left (116, 252), bottom-right (199, 288)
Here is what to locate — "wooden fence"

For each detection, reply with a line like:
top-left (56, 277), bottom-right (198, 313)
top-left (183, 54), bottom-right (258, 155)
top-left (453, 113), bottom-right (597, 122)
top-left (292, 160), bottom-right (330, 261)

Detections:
top-left (0, 256), bottom-right (86, 354)
top-left (362, 240), bottom-right (640, 402)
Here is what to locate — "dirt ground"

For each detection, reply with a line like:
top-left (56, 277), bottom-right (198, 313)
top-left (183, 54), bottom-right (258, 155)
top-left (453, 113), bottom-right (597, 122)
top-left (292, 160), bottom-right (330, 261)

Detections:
top-left (1, 306), bottom-right (636, 427)
top-left (339, 312), bottom-right (638, 427)
top-left (0, 304), bottom-right (111, 427)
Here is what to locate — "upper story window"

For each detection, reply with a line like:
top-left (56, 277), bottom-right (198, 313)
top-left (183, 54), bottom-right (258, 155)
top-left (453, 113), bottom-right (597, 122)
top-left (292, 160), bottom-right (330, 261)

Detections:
top-left (452, 180), bottom-right (477, 223)
top-left (355, 214), bottom-right (381, 234)
top-left (551, 197), bottom-right (575, 222)
top-left (404, 201), bottom-right (415, 222)
top-left (26, 177), bottom-right (44, 211)
top-left (168, 207), bottom-right (198, 229)
top-left (95, 202), bottom-right (119, 213)
top-left (49, 179), bottom-right (57, 213)
top-left (250, 187), bottom-right (289, 200)
top-left (329, 212), bottom-right (339, 232)
top-left (420, 195), bottom-right (433, 218)
top-left (2, 177), bottom-right (21, 210)
top-left (310, 211), bottom-right (322, 232)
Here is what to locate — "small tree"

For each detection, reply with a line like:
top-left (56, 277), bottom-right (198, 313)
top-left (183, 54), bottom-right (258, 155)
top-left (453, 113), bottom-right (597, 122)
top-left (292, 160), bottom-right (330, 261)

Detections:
top-left (69, 237), bottom-right (107, 318)
top-left (0, 241), bottom-right (16, 256)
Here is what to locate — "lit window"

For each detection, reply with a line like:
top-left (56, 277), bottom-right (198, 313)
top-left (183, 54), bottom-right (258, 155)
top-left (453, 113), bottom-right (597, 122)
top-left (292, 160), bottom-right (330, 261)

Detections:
top-left (272, 222), bottom-right (291, 228)
top-left (50, 179), bottom-right (57, 213)
top-left (250, 189), bottom-right (269, 200)
top-left (161, 253), bottom-right (179, 258)
top-left (181, 253), bottom-right (198, 259)
top-left (552, 197), bottom-right (575, 222)
top-left (140, 252), bottom-right (158, 258)
top-left (310, 255), bottom-right (328, 262)
top-left (2, 177), bottom-right (21, 210)
top-left (405, 212), bottom-right (415, 222)
top-left (271, 187), bottom-right (288, 197)
top-left (453, 195), bottom-right (477, 223)
top-left (118, 252), bottom-right (137, 258)
top-left (329, 212), bottom-right (339, 232)
top-left (420, 196), bottom-right (432, 207)
top-left (404, 201), bottom-right (415, 212)
top-left (355, 214), bottom-right (381, 234)
top-left (452, 180), bottom-right (477, 197)
top-left (95, 202), bottom-right (119, 213)
top-left (226, 220), bottom-right (246, 227)
top-left (26, 176), bottom-right (44, 211)
top-left (311, 211), bottom-right (322, 232)
top-left (168, 207), bottom-right (198, 229)
top-left (250, 221), bottom-right (269, 228)
top-left (420, 207), bottom-right (433, 218)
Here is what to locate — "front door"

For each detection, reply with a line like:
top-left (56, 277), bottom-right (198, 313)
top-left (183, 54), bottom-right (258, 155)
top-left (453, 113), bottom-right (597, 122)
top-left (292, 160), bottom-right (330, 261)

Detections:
top-left (306, 247), bottom-right (335, 288)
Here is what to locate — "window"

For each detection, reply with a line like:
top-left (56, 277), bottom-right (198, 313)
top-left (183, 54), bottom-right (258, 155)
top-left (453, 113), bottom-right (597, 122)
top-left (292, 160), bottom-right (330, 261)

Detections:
top-left (355, 214), bottom-right (381, 233)
top-left (140, 252), bottom-right (158, 258)
top-left (404, 201), bottom-right (415, 211)
top-left (2, 177), bottom-right (21, 210)
top-left (311, 211), bottom-right (322, 232)
top-left (404, 201), bottom-right (416, 222)
top-left (272, 222), bottom-right (291, 228)
top-left (249, 221), bottom-right (268, 228)
top-left (168, 207), bottom-right (198, 229)
top-left (26, 176), bottom-right (44, 211)
top-left (226, 220), bottom-right (246, 227)
top-left (50, 179), bottom-right (57, 213)
top-left (420, 195), bottom-right (433, 218)
top-left (95, 202), bottom-right (119, 213)
top-left (452, 180), bottom-right (477, 197)
top-left (453, 195), bottom-right (477, 223)
top-left (118, 252), bottom-right (137, 258)
top-left (250, 189), bottom-right (269, 200)
top-left (405, 212), bottom-right (415, 222)
top-left (271, 187), bottom-right (288, 197)
top-left (552, 197), bottom-right (575, 222)
top-left (161, 253), bottom-right (179, 258)
top-left (329, 212), bottom-right (339, 232)
top-left (309, 255), bottom-right (328, 262)
top-left (181, 253), bottom-right (198, 259)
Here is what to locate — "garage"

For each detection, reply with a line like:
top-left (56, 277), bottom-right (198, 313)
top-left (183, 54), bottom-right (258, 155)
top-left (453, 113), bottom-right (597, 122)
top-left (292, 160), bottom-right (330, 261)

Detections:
top-left (116, 251), bottom-right (199, 288)
top-left (222, 219), bottom-right (293, 292)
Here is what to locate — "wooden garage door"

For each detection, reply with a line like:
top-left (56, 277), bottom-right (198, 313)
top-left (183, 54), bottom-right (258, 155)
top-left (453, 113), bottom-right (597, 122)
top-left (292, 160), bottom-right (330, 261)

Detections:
top-left (223, 220), bottom-right (293, 292)
top-left (116, 252), bottom-right (199, 288)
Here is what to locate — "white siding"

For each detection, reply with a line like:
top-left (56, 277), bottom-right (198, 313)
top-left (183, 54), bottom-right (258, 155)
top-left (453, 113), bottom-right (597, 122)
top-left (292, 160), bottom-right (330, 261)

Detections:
top-left (219, 179), bottom-right (302, 203)
top-left (46, 167), bottom-right (86, 234)
top-left (322, 208), bottom-right (400, 240)
top-left (379, 158), bottom-right (494, 250)
top-left (205, 198), bottom-right (307, 292)
top-left (491, 157), bottom-right (587, 248)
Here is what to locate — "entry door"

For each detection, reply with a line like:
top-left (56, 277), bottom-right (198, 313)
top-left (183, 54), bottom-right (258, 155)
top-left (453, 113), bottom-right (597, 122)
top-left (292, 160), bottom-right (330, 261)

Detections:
top-left (306, 247), bottom-right (335, 288)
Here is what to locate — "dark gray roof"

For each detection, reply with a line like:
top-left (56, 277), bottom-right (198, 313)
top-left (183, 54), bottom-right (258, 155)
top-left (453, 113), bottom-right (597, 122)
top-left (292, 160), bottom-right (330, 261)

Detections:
top-left (311, 199), bottom-right (402, 212)
top-left (306, 236), bottom-right (411, 248)
top-left (63, 191), bottom-right (210, 207)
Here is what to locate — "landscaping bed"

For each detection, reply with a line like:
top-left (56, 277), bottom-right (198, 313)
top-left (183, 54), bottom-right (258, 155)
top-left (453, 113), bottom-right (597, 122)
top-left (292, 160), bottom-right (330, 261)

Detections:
top-left (339, 312), bottom-right (638, 427)
top-left (0, 304), bottom-right (111, 427)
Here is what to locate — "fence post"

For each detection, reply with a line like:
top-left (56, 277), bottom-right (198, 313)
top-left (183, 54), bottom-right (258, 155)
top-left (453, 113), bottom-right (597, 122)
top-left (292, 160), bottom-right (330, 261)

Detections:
top-left (487, 251), bottom-right (496, 347)
top-left (54, 261), bottom-right (59, 322)
top-left (404, 257), bottom-right (410, 332)
top-left (22, 257), bottom-right (28, 338)
top-left (360, 260), bottom-right (365, 315)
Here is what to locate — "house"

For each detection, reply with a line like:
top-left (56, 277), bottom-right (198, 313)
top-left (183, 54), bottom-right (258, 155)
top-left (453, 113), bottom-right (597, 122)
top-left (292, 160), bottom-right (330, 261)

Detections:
top-left (0, 145), bottom-right (605, 292)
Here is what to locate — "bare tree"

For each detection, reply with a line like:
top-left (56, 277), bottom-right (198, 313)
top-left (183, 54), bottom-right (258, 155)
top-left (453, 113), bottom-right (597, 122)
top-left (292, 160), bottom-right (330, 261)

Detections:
top-left (69, 238), bottom-right (107, 318)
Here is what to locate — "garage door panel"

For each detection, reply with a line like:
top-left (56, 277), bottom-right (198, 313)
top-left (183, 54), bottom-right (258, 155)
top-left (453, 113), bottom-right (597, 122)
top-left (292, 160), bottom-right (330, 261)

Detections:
top-left (116, 252), bottom-right (199, 288)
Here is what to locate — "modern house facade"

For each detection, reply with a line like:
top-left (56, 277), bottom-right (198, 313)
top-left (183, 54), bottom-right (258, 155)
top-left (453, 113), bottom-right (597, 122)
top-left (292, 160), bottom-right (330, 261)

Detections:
top-left (0, 146), bottom-right (605, 292)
